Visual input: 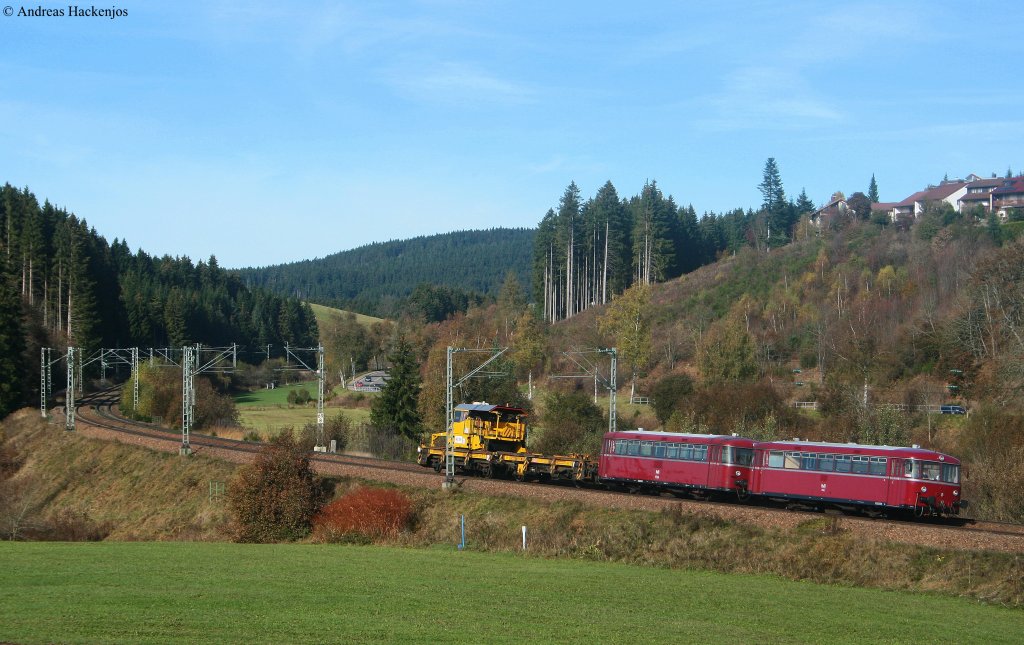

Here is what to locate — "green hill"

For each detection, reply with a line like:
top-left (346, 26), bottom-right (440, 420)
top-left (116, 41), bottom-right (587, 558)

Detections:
top-left (237, 228), bottom-right (536, 318)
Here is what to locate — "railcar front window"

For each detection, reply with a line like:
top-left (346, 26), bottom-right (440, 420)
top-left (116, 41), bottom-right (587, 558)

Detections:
top-left (941, 464), bottom-right (960, 484)
top-left (921, 462), bottom-right (942, 481)
top-left (905, 460), bottom-right (959, 483)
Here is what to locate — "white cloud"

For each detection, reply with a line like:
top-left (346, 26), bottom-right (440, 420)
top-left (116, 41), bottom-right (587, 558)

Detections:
top-left (695, 66), bottom-right (843, 131)
top-left (386, 61), bottom-right (534, 105)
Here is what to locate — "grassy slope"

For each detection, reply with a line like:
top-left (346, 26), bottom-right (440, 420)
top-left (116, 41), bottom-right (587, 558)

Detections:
top-left (1, 542), bottom-right (1022, 645)
top-left (2, 411), bottom-right (234, 540)
top-left (308, 302), bottom-right (384, 330)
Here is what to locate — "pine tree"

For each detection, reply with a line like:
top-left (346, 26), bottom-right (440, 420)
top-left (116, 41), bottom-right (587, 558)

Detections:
top-left (868, 174), bottom-right (880, 203)
top-left (795, 188), bottom-right (815, 215)
top-left (370, 335), bottom-right (423, 440)
top-left (0, 255), bottom-right (26, 417)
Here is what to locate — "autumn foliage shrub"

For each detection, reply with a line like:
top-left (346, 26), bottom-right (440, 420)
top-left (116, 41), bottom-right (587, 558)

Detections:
top-left (312, 487), bottom-right (413, 543)
top-left (227, 432), bottom-right (325, 543)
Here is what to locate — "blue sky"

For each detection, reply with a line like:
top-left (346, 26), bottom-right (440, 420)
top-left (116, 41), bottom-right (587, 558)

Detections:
top-left (2, 1), bottom-right (1022, 268)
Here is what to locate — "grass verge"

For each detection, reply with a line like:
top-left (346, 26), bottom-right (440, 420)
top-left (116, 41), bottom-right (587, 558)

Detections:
top-left (1, 541), bottom-right (1022, 645)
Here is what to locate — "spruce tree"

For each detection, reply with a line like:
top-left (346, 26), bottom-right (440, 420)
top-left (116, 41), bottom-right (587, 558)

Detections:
top-left (868, 174), bottom-right (880, 203)
top-left (370, 335), bottom-right (422, 440)
top-left (0, 256), bottom-right (25, 417)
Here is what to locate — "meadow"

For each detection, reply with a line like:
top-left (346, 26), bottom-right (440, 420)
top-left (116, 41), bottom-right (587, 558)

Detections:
top-left (233, 380), bottom-right (372, 436)
top-left (1, 542), bottom-right (1021, 645)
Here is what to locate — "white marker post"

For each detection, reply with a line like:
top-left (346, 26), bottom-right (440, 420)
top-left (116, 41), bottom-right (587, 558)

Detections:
top-left (522, 525), bottom-right (527, 551)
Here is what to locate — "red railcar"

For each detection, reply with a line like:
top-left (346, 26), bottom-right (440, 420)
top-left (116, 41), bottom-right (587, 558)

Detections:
top-left (599, 430), bottom-right (756, 499)
top-left (750, 440), bottom-right (962, 517)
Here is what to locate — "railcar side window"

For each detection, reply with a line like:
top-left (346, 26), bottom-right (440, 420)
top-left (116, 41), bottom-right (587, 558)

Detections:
top-left (835, 455), bottom-right (852, 473)
top-left (852, 456), bottom-right (869, 474)
top-left (615, 440), bottom-right (627, 455)
top-left (666, 444), bottom-right (679, 459)
top-left (640, 441), bottom-right (653, 457)
top-left (694, 446), bottom-right (708, 462)
top-left (654, 442), bottom-right (666, 458)
top-left (818, 454), bottom-right (835, 472)
top-left (627, 440), bottom-right (639, 456)
top-left (801, 454), bottom-right (816, 470)
top-left (784, 452), bottom-right (800, 469)
top-left (869, 457), bottom-right (887, 476)
top-left (767, 451), bottom-right (784, 468)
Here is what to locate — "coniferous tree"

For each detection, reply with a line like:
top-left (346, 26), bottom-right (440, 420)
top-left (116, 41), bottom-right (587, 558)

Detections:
top-left (795, 188), bottom-right (815, 216)
top-left (0, 255), bottom-right (25, 417)
top-left (370, 335), bottom-right (423, 440)
top-left (868, 174), bottom-right (880, 203)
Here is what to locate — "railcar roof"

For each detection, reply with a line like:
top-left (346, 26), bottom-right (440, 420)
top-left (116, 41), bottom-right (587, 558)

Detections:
top-left (759, 440), bottom-right (958, 462)
top-left (605, 430), bottom-right (754, 442)
top-left (455, 403), bottom-right (527, 414)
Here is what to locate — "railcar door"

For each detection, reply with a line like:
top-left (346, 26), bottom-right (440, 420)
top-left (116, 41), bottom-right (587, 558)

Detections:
top-left (887, 458), bottom-right (907, 508)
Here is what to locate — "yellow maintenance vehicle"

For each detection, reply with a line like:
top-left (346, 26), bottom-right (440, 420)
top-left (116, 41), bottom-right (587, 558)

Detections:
top-left (416, 402), bottom-right (597, 482)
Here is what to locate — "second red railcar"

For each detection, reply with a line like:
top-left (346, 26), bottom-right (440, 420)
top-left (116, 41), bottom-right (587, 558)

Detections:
top-left (750, 440), bottom-right (962, 517)
top-left (599, 430), bottom-right (756, 499)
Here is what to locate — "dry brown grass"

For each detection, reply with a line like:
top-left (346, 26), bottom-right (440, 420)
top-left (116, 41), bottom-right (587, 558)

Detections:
top-left (1, 409), bottom-right (237, 540)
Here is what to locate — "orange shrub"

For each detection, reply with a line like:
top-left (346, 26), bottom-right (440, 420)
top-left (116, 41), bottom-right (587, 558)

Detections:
top-left (312, 487), bottom-right (413, 543)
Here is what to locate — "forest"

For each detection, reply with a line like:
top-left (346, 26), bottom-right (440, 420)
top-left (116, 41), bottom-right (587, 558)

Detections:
top-left (0, 183), bottom-right (318, 418)
top-left (237, 228), bottom-right (535, 319)
top-left (532, 160), bottom-right (816, 322)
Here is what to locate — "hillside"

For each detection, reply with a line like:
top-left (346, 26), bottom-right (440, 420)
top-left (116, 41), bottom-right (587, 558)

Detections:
top-left (412, 213), bottom-right (1024, 522)
top-left (0, 183), bottom-right (318, 419)
top-left (237, 228), bottom-right (535, 318)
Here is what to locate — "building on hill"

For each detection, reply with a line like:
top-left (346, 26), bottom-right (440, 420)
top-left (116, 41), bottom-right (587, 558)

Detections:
top-left (877, 173), bottom-right (1019, 223)
top-left (871, 201), bottom-right (898, 217)
top-left (889, 181), bottom-right (968, 222)
top-left (991, 176), bottom-right (1024, 221)
top-left (957, 177), bottom-right (1004, 214)
top-left (811, 192), bottom-right (848, 228)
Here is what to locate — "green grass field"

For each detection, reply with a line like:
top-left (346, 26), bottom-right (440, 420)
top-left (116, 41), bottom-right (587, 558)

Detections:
top-left (0, 542), bottom-right (1020, 644)
top-left (233, 381), bottom-right (372, 435)
top-left (308, 302), bottom-right (385, 330)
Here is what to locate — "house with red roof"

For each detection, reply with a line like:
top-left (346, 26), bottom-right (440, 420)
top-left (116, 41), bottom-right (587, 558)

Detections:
top-left (958, 177), bottom-right (1004, 214)
top-left (991, 176), bottom-right (1024, 221)
top-left (889, 181), bottom-right (967, 222)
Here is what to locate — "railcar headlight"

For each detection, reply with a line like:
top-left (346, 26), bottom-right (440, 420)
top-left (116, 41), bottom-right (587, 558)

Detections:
top-left (921, 486), bottom-right (928, 493)
top-left (735, 470), bottom-right (741, 476)
top-left (953, 490), bottom-right (959, 496)
top-left (416, 446), bottom-right (422, 453)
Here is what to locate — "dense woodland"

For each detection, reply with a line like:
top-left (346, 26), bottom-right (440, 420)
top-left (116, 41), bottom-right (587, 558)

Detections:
top-left (238, 229), bottom-right (535, 319)
top-left (533, 161), bottom-right (814, 321)
top-left (0, 183), bottom-right (318, 417)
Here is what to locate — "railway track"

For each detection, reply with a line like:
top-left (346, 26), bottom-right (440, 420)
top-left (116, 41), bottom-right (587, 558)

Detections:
top-left (66, 389), bottom-right (1024, 553)
top-left (74, 390), bottom-right (425, 476)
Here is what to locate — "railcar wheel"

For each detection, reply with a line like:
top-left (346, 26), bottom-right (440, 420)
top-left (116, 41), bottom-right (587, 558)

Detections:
top-left (736, 488), bottom-right (750, 503)
top-left (432, 458), bottom-right (442, 473)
